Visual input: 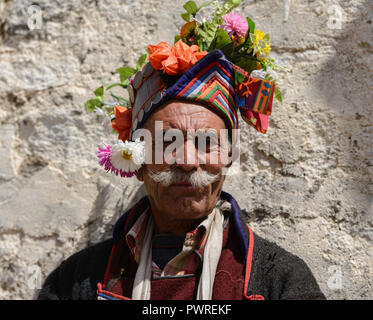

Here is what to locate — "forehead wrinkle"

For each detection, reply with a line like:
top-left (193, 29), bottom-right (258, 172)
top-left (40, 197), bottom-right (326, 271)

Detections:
top-left (167, 112), bottom-right (215, 132)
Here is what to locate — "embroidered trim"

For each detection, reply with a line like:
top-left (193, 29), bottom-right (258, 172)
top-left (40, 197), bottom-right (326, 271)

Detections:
top-left (97, 282), bottom-right (131, 300)
top-left (243, 224), bottom-right (264, 300)
top-left (245, 294), bottom-right (265, 300)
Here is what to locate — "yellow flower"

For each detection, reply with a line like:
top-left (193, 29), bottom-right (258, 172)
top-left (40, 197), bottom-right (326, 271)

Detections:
top-left (253, 29), bottom-right (265, 41)
top-left (249, 29), bottom-right (271, 61)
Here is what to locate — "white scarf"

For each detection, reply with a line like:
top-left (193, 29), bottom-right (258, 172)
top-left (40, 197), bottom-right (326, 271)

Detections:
top-left (131, 204), bottom-right (225, 300)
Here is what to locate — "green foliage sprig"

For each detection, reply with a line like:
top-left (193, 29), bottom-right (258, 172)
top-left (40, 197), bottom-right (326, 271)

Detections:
top-left (85, 53), bottom-right (147, 112)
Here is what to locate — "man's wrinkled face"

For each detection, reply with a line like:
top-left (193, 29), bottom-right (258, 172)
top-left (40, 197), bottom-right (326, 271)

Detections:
top-left (136, 101), bottom-right (230, 222)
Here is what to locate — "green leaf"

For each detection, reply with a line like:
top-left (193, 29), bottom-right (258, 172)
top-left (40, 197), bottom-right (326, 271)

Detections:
top-left (121, 78), bottom-right (130, 88)
top-left (210, 28), bottom-right (232, 50)
top-left (136, 53), bottom-right (147, 70)
top-left (181, 12), bottom-right (191, 22)
top-left (116, 67), bottom-right (136, 85)
top-left (221, 42), bottom-right (235, 59)
top-left (234, 56), bottom-right (259, 74)
top-left (274, 85), bottom-right (283, 103)
top-left (94, 86), bottom-right (104, 98)
top-left (94, 86), bottom-right (104, 103)
top-left (246, 17), bottom-right (255, 34)
top-left (183, 1), bottom-right (199, 15)
top-left (85, 98), bottom-right (102, 112)
top-left (106, 83), bottom-right (123, 90)
top-left (116, 67), bottom-right (136, 79)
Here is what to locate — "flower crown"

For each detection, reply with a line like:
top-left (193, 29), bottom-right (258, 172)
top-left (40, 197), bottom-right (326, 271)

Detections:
top-left (85, 0), bottom-right (285, 178)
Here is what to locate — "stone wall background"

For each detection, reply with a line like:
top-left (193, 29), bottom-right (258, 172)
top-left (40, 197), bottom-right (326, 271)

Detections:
top-left (0, 0), bottom-right (372, 299)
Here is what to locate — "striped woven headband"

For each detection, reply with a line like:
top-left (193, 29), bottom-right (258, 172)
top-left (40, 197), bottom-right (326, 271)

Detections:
top-left (128, 50), bottom-right (239, 139)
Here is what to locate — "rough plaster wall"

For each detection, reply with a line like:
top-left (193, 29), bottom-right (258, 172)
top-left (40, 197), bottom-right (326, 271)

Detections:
top-left (0, 0), bottom-right (372, 299)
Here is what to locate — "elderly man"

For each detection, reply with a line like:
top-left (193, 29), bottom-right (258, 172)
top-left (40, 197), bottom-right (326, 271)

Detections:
top-left (38, 1), bottom-right (325, 300)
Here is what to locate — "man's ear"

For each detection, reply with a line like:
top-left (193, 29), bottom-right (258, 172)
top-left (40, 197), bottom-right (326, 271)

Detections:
top-left (135, 166), bottom-right (145, 182)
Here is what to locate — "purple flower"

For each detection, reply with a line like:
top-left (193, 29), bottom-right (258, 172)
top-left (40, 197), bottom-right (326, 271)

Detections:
top-left (98, 144), bottom-right (113, 171)
top-left (221, 12), bottom-right (248, 39)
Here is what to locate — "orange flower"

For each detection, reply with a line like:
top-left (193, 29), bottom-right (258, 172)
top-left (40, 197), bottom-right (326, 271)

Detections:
top-left (190, 44), bottom-right (208, 60)
top-left (161, 54), bottom-right (179, 76)
top-left (147, 40), bottom-right (208, 76)
top-left (172, 40), bottom-right (195, 73)
top-left (111, 105), bottom-right (132, 142)
top-left (194, 50), bottom-right (208, 61)
top-left (148, 42), bottom-right (172, 70)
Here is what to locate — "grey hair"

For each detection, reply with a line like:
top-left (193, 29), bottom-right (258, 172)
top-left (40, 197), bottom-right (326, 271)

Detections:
top-left (148, 167), bottom-right (222, 188)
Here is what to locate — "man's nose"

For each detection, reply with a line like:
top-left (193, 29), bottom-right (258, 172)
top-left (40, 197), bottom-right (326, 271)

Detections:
top-left (174, 139), bottom-right (199, 172)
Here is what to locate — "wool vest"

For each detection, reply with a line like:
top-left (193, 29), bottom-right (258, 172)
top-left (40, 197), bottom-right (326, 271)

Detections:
top-left (96, 192), bottom-right (261, 300)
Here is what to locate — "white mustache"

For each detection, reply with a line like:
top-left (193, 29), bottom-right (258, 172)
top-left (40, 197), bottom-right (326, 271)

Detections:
top-left (148, 168), bottom-right (222, 188)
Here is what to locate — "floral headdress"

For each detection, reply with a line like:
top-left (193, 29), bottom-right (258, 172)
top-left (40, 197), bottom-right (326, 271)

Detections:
top-left (85, 0), bottom-right (285, 178)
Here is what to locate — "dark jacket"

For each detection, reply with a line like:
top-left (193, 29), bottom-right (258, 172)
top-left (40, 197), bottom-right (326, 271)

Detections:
top-left (37, 191), bottom-right (326, 300)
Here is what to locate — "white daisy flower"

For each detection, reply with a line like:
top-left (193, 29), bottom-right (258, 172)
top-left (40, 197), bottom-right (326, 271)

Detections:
top-left (110, 139), bottom-right (145, 174)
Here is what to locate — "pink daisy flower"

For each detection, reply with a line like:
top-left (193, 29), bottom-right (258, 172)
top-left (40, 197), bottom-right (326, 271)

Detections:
top-left (221, 12), bottom-right (248, 39)
top-left (98, 144), bottom-right (113, 172)
top-left (97, 143), bottom-right (138, 178)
